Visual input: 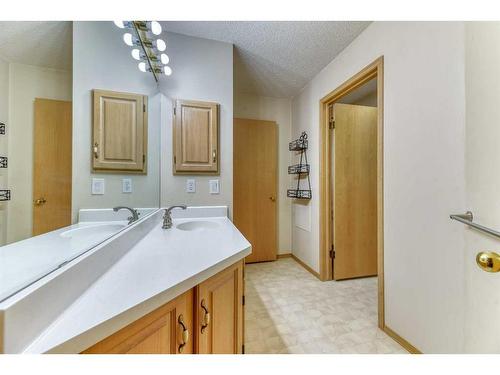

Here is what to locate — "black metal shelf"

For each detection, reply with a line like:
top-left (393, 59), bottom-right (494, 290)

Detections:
top-left (288, 163), bottom-right (310, 174)
top-left (0, 190), bottom-right (11, 201)
top-left (287, 189), bottom-right (312, 199)
top-left (289, 136), bottom-right (308, 151)
top-left (287, 132), bottom-right (312, 200)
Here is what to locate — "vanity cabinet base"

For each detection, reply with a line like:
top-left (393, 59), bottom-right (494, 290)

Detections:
top-left (81, 260), bottom-right (244, 354)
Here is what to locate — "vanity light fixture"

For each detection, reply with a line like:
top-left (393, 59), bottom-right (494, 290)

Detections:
top-left (113, 21), bottom-right (172, 82)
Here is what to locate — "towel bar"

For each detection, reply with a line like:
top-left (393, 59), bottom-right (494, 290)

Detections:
top-left (450, 211), bottom-right (500, 239)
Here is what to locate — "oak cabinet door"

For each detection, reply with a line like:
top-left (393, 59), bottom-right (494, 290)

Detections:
top-left (173, 99), bottom-right (219, 174)
top-left (93, 89), bottom-right (148, 173)
top-left (82, 289), bottom-right (193, 354)
top-left (195, 261), bottom-right (244, 354)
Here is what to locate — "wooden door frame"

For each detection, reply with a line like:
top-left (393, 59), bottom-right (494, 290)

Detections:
top-left (319, 56), bottom-right (385, 328)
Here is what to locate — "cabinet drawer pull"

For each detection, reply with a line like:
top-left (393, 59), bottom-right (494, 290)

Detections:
top-left (93, 142), bottom-right (99, 159)
top-left (178, 314), bottom-right (189, 353)
top-left (200, 299), bottom-right (210, 333)
top-left (212, 149), bottom-right (217, 163)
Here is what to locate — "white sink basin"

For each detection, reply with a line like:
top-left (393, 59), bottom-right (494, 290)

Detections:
top-left (60, 224), bottom-right (127, 241)
top-left (176, 221), bottom-right (220, 231)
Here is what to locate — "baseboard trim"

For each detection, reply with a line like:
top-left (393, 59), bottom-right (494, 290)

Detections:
top-left (277, 253), bottom-right (292, 259)
top-left (289, 254), bottom-right (321, 280)
top-left (383, 325), bottom-right (421, 354)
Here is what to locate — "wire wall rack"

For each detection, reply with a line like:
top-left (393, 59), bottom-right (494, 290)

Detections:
top-left (287, 132), bottom-right (312, 200)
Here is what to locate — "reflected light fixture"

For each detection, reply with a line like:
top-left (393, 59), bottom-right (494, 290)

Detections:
top-left (113, 21), bottom-right (172, 82)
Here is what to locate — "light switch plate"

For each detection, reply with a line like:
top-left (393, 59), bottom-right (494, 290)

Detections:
top-left (186, 179), bottom-right (196, 193)
top-left (122, 178), bottom-right (132, 193)
top-left (91, 178), bottom-right (105, 195)
top-left (209, 179), bottom-right (220, 194)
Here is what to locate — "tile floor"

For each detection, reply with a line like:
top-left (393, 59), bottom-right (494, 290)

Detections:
top-left (244, 257), bottom-right (407, 354)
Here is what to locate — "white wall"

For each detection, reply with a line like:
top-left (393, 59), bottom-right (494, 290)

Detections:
top-left (158, 32), bottom-right (233, 213)
top-left (72, 22), bottom-right (160, 220)
top-left (291, 22), bottom-right (466, 353)
top-left (7, 63), bottom-right (72, 243)
top-left (0, 58), bottom-right (8, 245)
top-left (234, 92), bottom-right (292, 254)
top-left (464, 22), bottom-right (500, 353)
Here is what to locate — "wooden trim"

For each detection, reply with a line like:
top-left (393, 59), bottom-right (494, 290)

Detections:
top-left (291, 254), bottom-right (321, 280)
top-left (276, 253), bottom-right (292, 259)
top-left (319, 57), bottom-right (385, 328)
top-left (383, 325), bottom-right (422, 354)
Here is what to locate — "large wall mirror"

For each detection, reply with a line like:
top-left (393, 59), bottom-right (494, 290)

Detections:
top-left (0, 21), bottom-right (161, 302)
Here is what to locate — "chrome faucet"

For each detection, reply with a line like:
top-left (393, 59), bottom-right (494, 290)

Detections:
top-left (163, 205), bottom-right (187, 229)
top-left (113, 206), bottom-right (140, 225)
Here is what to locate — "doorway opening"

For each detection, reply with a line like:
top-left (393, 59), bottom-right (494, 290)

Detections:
top-left (319, 57), bottom-right (385, 327)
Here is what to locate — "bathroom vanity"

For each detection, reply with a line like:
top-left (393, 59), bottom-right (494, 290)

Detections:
top-left (0, 206), bottom-right (251, 354)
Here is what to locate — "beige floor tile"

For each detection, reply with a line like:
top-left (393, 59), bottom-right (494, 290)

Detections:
top-left (244, 258), bottom-right (407, 354)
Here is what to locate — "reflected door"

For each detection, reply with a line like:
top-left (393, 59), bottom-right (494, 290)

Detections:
top-left (33, 98), bottom-right (72, 236)
top-left (333, 103), bottom-right (377, 280)
top-left (233, 118), bottom-right (277, 263)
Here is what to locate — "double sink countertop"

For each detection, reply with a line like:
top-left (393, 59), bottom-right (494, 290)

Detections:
top-left (0, 206), bottom-right (251, 354)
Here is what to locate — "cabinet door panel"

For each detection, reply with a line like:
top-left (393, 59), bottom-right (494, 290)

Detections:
top-left (174, 99), bottom-right (219, 174)
top-left (82, 289), bottom-right (193, 354)
top-left (196, 261), bottom-right (243, 354)
top-left (93, 89), bottom-right (147, 173)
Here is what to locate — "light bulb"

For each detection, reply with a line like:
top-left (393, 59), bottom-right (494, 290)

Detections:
top-left (155, 39), bottom-right (166, 52)
top-left (150, 21), bottom-right (162, 35)
top-left (131, 49), bottom-right (141, 61)
top-left (123, 33), bottom-right (134, 46)
top-left (114, 21), bottom-right (125, 28)
top-left (138, 62), bottom-right (147, 73)
top-left (160, 53), bottom-right (169, 65)
top-left (163, 66), bottom-right (172, 76)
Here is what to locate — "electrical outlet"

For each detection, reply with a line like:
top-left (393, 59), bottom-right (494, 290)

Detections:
top-left (91, 178), bottom-right (105, 195)
top-left (122, 178), bottom-right (132, 193)
top-left (186, 179), bottom-right (196, 193)
top-left (209, 179), bottom-right (220, 194)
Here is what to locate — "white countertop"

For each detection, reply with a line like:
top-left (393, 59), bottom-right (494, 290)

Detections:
top-left (23, 212), bottom-right (251, 353)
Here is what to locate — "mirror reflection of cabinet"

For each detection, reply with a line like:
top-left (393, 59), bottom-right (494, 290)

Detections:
top-left (173, 99), bottom-right (219, 174)
top-left (93, 89), bottom-right (148, 174)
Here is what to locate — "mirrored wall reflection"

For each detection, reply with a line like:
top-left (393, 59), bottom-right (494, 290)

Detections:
top-left (0, 21), bottom-right (161, 302)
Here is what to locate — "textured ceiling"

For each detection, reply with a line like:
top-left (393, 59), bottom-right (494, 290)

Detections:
top-left (0, 21), bottom-right (72, 71)
top-left (161, 21), bottom-right (370, 98)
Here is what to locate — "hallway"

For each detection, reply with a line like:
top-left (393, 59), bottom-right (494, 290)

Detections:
top-left (244, 258), bottom-right (406, 354)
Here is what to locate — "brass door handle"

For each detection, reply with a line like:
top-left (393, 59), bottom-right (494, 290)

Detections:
top-left (212, 149), bottom-right (217, 163)
top-left (200, 299), bottom-right (210, 333)
top-left (178, 314), bottom-right (189, 353)
top-left (93, 142), bottom-right (99, 159)
top-left (476, 251), bottom-right (500, 273)
top-left (34, 197), bottom-right (47, 206)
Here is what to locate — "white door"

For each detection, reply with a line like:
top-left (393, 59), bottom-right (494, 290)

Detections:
top-left (464, 22), bottom-right (500, 353)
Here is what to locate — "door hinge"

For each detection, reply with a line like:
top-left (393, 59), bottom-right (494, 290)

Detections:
top-left (143, 154), bottom-right (146, 163)
top-left (330, 245), bottom-right (335, 259)
top-left (242, 295), bottom-right (245, 306)
top-left (173, 106), bottom-right (176, 116)
top-left (143, 103), bottom-right (146, 113)
top-left (242, 344), bottom-right (245, 354)
top-left (174, 155), bottom-right (176, 164)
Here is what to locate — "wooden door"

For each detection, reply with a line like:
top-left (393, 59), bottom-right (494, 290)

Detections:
top-left (233, 118), bottom-right (277, 263)
top-left (196, 261), bottom-right (244, 354)
top-left (173, 99), bottom-right (219, 174)
top-left (33, 98), bottom-right (72, 236)
top-left (333, 103), bottom-right (377, 280)
top-left (93, 89), bottom-right (147, 173)
top-left (83, 289), bottom-right (194, 354)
